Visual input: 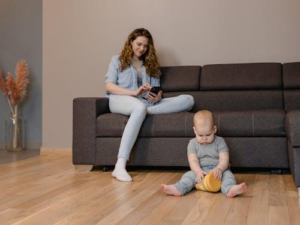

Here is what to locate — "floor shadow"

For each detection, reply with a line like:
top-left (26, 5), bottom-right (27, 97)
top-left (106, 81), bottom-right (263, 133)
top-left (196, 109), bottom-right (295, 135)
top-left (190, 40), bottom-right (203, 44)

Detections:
top-left (0, 148), bottom-right (40, 165)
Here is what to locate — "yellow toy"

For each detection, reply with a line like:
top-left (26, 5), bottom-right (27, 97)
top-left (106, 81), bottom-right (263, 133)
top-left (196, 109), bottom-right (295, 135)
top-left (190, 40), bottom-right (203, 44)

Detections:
top-left (195, 172), bottom-right (221, 192)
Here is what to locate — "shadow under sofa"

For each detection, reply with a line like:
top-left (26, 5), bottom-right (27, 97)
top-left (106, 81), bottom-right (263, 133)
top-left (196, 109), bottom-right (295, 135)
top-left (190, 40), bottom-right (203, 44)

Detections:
top-left (73, 62), bottom-right (300, 194)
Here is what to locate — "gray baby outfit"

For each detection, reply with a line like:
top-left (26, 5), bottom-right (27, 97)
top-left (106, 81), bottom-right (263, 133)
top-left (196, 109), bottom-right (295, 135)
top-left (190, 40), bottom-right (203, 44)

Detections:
top-left (174, 136), bottom-right (237, 195)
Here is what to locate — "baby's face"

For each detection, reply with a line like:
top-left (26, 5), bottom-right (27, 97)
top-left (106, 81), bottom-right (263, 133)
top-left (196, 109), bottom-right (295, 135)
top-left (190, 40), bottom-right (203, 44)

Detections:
top-left (193, 124), bottom-right (217, 145)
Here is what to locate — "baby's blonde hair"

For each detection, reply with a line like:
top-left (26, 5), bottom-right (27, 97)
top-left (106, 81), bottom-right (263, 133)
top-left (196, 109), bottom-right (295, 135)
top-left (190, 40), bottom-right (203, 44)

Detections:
top-left (193, 110), bottom-right (215, 128)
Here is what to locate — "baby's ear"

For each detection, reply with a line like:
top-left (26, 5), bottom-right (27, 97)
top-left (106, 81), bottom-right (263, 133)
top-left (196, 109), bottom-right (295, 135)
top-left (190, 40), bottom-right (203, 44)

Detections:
top-left (213, 125), bottom-right (217, 134)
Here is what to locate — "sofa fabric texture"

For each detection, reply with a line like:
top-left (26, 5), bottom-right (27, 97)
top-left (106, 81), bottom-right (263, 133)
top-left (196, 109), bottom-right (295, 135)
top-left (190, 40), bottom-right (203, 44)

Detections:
top-left (73, 62), bottom-right (300, 188)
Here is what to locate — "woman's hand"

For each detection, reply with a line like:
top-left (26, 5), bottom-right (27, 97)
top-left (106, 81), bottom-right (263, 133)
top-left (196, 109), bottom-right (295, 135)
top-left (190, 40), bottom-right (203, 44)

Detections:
top-left (211, 167), bottom-right (223, 180)
top-left (195, 170), bottom-right (207, 184)
top-left (146, 90), bottom-right (162, 103)
top-left (135, 83), bottom-right (152, 96)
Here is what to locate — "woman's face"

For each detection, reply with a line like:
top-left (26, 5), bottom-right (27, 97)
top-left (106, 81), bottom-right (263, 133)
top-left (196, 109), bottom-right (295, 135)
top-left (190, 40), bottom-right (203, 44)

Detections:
top-left (131, 36), bottom-right (149, 59)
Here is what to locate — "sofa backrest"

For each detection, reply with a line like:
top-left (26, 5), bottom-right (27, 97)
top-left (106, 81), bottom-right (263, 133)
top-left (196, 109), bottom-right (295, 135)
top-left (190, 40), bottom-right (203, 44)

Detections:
top-left (197, 63), bottom-right (283, 111)
top-left (160, 66), bottom-right (201, 92)
top-left (283, 62), bottom-right (300, 111)
top-left (161, 63), bottom-right (284, 112)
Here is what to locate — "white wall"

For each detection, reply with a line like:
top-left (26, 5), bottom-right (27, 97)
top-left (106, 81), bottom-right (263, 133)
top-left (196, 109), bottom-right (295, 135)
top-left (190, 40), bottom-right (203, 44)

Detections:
top-left (43, 0), bottom-right (300, 148)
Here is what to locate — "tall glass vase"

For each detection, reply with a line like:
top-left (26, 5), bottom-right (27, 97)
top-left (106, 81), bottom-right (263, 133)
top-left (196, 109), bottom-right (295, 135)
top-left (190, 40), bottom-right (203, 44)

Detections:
top-left (5, 106), bottom-right (25, 152)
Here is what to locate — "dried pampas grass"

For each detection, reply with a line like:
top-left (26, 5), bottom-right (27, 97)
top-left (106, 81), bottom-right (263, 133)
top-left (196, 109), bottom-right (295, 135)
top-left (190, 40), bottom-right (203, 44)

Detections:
top-left (15, 60), bottom-right (29, 103)
top-left (6, 72), bottom-right (19, 105)
top-left (0, 60), bottom-right (30, 117)
top-left (0, 69), bottom-right (8, 96)
top-left (1, 60), bottom-right (29, 150)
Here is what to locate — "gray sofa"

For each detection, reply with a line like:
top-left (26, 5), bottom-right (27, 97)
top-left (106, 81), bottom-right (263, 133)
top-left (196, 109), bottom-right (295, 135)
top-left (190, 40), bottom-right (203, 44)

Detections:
top-left (73, 62), bottom-right (300, 190)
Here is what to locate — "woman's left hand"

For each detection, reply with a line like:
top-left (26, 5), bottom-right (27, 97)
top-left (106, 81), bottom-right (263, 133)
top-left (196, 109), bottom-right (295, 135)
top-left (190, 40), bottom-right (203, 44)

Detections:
top-left (147, 90), bottom-right (162, 103)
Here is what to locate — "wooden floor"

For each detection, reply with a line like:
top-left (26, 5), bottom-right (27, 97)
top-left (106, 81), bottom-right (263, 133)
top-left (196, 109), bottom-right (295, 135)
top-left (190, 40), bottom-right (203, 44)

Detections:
top-left (0, 149), bottom-right (300, 225)
top-left (0, 148), bottom-right (40, 165)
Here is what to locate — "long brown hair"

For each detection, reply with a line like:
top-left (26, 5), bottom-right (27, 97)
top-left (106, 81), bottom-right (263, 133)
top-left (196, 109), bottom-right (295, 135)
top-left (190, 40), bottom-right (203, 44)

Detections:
top-left (119, 28), bottom-right (161, 78)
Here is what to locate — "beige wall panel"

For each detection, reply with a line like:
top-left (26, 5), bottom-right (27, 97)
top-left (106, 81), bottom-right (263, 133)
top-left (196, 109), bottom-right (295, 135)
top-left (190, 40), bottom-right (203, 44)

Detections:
top-left (43, 0), bottom-right (300, 148)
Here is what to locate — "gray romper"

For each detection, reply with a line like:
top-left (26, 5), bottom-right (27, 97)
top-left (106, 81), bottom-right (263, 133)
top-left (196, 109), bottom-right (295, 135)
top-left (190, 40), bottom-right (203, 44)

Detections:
top-left (174, 136), bottom-right (237, 195)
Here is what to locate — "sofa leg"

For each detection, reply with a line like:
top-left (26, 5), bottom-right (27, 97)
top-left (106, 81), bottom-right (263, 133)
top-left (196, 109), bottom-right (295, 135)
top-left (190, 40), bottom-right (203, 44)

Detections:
top-left (74, 164), bottom-right (93, 172)
top-left (102, 166), bottom-right (110, 172)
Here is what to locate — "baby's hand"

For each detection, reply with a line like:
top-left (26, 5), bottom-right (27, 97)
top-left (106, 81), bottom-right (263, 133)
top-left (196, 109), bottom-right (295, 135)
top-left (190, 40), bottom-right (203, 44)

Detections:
top-left (212, 167), bottom-right (223, 180)
top-left (195, 170), bottom-right (207, 183)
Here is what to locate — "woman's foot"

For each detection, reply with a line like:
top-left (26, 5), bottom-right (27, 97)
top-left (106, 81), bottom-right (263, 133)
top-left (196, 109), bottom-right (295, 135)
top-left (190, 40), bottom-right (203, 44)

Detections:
top-left (161, 184), bottom-right (182, 197)
top-left (226, 182), bottom-right (247, 198)
top-left (112, 157), bottom-right (132, 182)
top-left (112, 168), bottom-right (132, 182)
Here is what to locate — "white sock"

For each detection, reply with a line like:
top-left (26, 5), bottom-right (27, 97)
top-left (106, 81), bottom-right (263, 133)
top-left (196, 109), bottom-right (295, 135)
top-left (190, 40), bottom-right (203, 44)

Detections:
top-left (112, 158), bottom-right (132, 182)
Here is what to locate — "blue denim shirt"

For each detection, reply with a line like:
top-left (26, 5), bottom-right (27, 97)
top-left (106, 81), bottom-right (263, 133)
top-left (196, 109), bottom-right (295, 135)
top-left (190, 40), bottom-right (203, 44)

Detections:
top-left (105, 55), bottom-right (160, 101)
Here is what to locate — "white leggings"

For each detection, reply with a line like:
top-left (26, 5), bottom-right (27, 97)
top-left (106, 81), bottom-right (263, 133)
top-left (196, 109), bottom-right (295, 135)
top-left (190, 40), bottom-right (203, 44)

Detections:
top-left (109, 94), bottom-right (194, 160)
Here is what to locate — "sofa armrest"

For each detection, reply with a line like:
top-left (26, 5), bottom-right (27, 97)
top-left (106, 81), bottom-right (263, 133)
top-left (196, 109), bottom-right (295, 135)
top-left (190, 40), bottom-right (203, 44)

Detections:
top-left (286, 110), bottom-right (300, 147)
top-left (73, 97), bottom-right (110, 165)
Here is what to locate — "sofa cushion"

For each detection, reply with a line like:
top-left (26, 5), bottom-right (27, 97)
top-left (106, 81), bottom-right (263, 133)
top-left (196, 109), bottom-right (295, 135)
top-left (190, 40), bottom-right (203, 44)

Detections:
top-left (284, 90), bottom-right (300, 111)
top-left (163, 91), bottom-right (283, 112)
top-left (96, 110), bottom-right (285, 138)
top-left (283, 62), bottom-right (300, 89)
top-left (214, 110), bottom-right (286, 137)
top-left (201, 63), bottom-right (282, 90)
top-left (160, 66), bottom-right (201, 92)
top-left (97, 112), bottom-right (193, 137)
top-left (283, 63), bottom-right (300, 110)
top-left (286, 110), bottom-right (300, 147)
top-left (95, 137), bottom-right (288, 168)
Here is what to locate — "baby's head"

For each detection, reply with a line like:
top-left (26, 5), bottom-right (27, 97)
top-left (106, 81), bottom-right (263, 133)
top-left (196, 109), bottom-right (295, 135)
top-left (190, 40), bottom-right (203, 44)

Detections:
top-left (193, 110), bottom-right (217, 145)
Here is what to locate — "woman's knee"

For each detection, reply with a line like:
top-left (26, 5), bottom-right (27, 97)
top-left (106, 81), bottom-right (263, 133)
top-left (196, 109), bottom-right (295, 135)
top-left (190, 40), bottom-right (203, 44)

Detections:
top-left (181, 95), bottom-right (194, 109)
top-left (133, 101), bottom-right (147, 115)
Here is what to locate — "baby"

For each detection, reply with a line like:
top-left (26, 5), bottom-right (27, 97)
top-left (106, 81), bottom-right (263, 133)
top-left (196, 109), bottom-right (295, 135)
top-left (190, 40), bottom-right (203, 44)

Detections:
top-left (161, 110), bottom-right (247, 197)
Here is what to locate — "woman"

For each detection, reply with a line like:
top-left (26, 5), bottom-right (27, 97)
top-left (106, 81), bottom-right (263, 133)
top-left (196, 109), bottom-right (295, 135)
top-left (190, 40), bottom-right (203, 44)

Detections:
top-left (105, 28), bottom-right (194, 182)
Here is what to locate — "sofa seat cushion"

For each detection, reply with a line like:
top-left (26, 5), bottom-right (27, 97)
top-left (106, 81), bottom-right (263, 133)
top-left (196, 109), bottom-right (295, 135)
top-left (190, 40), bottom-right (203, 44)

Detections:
top-left (96, 112), bottom-right (193, 137)
top-left (96, 110), bottom-right (285, 138)
top-left (214, 110), bottom-right (286, 137)
top-left (286, 110), bottom-right (300, 147)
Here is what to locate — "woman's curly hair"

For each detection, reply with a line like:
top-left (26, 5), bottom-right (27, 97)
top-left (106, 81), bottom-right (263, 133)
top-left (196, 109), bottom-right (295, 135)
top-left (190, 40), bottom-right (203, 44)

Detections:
top-left (119, 28), bottom-right (161, 78)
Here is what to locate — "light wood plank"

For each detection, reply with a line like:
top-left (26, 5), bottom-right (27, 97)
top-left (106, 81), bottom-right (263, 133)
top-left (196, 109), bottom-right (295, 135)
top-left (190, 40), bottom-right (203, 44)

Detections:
top-left (268, 174), bottom-right (290, 225)
top-left (160, 191), bottom-right (200, 225)
top-left (54, 172), bottom-right (178, 225)
top-left (224, 174), bottom-right (255, 225)
top-left (115, 174), bottom-right (184, 225)
top-left (74, 164), bottom-right (93, 172)
top-left (0, 149), bottom-right (298, 225)
top-left (246, 174), bottom-right (269, 225)
top-left (180, 190), bottom-right (217, 225)
top-left (95, 172), bottom-right (180, 225)
top-left (282, 175), bottom-right (300, 225)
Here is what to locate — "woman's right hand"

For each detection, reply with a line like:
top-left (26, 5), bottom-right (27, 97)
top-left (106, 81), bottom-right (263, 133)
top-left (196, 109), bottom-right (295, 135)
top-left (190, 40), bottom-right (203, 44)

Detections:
top-left (134, 83), bottom-right (151, 96)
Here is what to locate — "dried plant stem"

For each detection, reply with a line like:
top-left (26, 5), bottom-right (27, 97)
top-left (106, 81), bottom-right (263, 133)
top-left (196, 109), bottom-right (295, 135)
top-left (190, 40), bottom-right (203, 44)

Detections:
top-left (6, 96), bottom-right (14, 116)
top-left (13, 105), bottom-right (19, 149)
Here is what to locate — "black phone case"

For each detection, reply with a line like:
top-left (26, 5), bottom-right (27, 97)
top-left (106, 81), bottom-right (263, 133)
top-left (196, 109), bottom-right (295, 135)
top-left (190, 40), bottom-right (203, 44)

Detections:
top-left (150, 87), bottom-right (161, 94)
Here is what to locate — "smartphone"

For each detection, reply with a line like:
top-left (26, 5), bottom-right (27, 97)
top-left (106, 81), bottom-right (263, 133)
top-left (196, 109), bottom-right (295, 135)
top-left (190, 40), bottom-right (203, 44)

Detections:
top-left (150, 86), bottom-right (162, 95)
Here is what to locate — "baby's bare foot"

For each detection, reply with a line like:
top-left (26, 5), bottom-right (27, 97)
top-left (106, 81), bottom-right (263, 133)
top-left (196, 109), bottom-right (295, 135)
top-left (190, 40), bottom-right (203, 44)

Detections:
top-left (226, 182), bottom-right (247, 198)
top-left (161, 184), bottom-right (182, 197)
